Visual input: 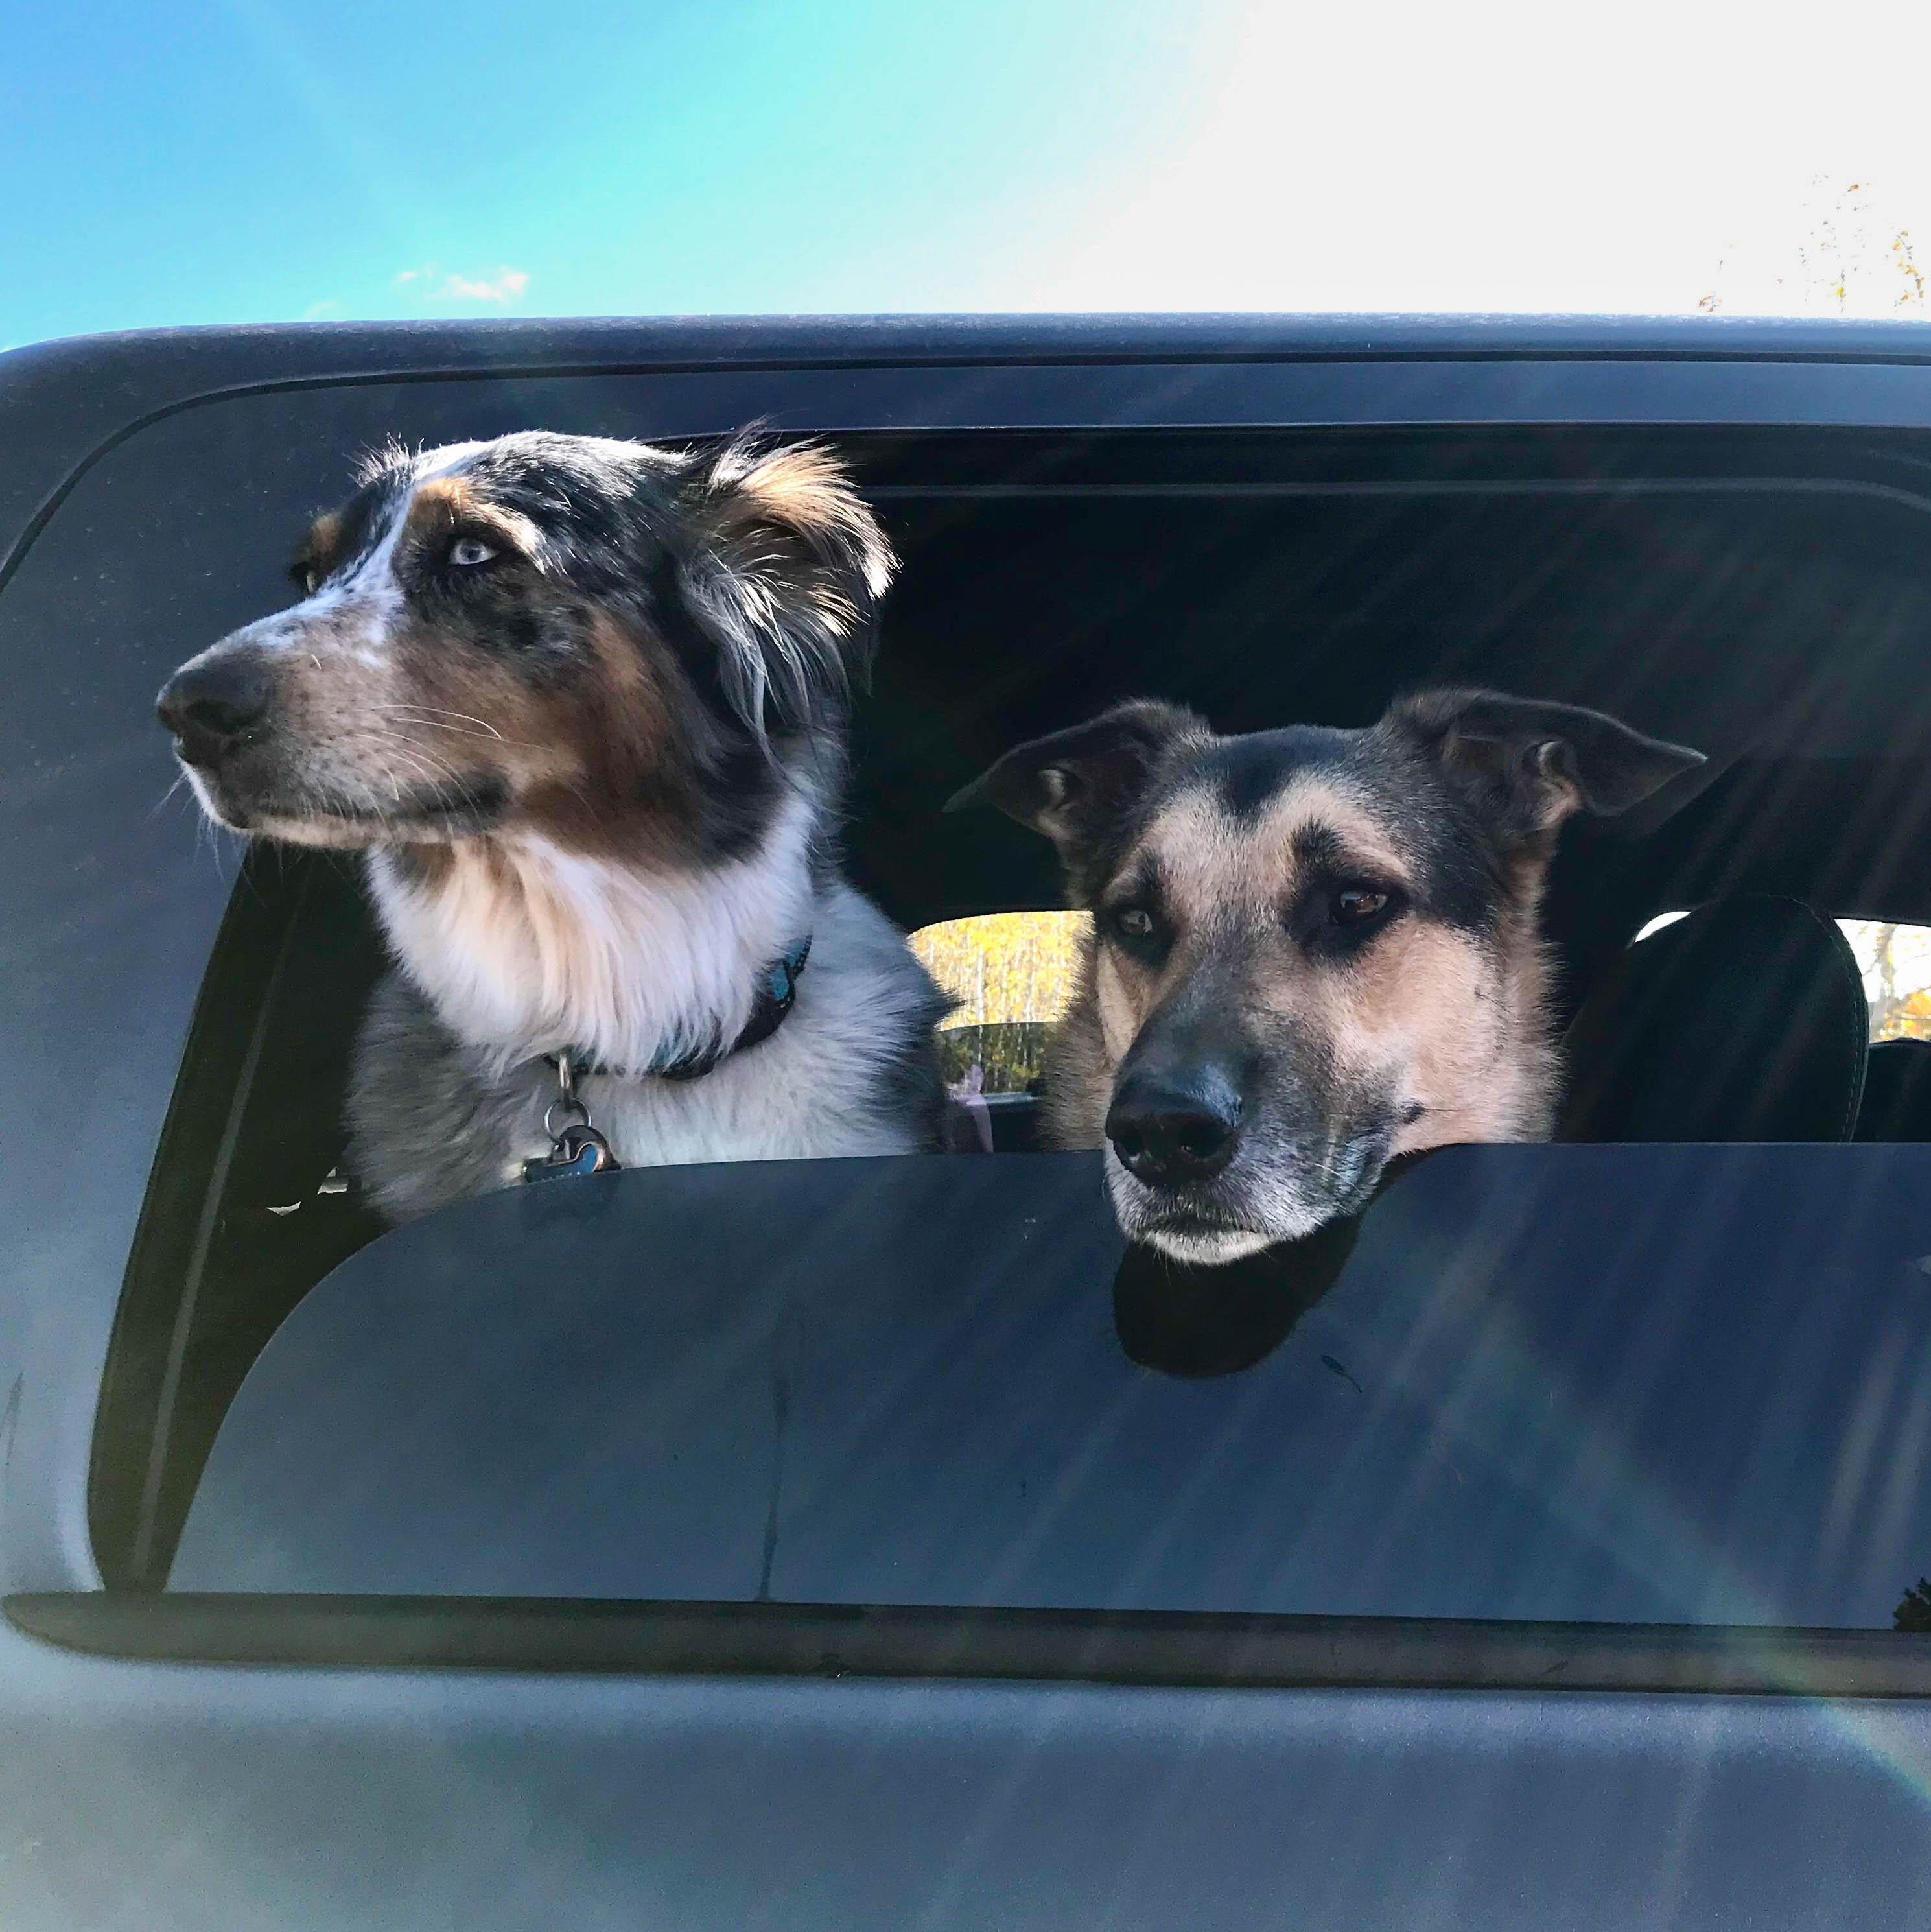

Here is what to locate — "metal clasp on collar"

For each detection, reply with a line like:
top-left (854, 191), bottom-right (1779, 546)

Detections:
top-left (522, 1048), bottom-right (620, 1184)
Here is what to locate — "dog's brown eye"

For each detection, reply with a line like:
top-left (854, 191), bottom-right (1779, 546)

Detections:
top-left (1333, 888), bottom-right (1389, 925)
top-left (448, 536), bottom-right (497, 568)
top-left (1113, 906), bottom-right (1156, 940)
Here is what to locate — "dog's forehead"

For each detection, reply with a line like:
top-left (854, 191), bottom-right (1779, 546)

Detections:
top-left (1131, 728), bottom-right (1418, 907)
top-left (425, 432), bottom-right (648, 491)
top-left (305, 434), bottom-right (679, 582)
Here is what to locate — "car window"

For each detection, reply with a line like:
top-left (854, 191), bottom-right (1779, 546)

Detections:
top-left (66, 419), bottom-right (1931, 1641)
top-left (170, 1137), bottom-right (1931, 1636)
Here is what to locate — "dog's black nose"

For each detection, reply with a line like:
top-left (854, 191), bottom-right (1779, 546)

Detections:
top-left (157, 655), bottom-right (272, 766)
top-left (1106, 1066), bottom-right (1243, 1188)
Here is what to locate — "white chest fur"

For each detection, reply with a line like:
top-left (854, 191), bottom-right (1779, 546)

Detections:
top-left (366, 792), bottom-right (818, 1078)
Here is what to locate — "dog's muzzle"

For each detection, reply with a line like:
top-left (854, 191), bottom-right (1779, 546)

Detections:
top-left (1104, 1057), bottom-right (1398, 1262)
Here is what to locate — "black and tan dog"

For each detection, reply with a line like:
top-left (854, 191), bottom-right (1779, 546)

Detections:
top-left (952, 691), bottom-right (1703, 1262)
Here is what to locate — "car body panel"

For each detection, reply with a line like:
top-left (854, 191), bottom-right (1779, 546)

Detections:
top-left (7, 316), bottom-right (1931, 1924)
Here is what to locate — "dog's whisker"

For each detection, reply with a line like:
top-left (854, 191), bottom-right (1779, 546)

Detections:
top-left (357, 729), bottom-right (469, 788)
top-left (371, 744), bottom-right (452, 799)
top-left (369, 704), bottom-right (509, 742)
top-left (365, 709), bottom-right (541, 751)
top-left (382, 717), bottom-right (539, 750)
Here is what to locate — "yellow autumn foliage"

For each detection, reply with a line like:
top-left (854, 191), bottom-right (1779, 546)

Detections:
top-left (1844, 918), bottom-right (1931, 1042)
top-left (911, 911), bottom-right (1090, 1030)
top-left (911, 912), bottom-right (1091, 1093)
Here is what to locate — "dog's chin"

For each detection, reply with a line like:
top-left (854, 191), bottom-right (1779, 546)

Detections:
top-left (1139, 1225), bottom-right (1279, 1265)
top-left (1105, 1134), bottom-right (1392, 1266)
top-left (180, 760), bottom-right (508, 849)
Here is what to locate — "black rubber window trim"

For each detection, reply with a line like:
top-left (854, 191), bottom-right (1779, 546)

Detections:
top-left (12, 1595), bottom-right (1931, 1698)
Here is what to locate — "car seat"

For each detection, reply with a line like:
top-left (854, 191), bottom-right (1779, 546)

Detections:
top-left (1558, 895), bottom-right (1869, 1143)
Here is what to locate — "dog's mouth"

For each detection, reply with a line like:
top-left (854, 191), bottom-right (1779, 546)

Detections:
top-left (181, 756), bottom-right (510, 845)
top-left (1106, 1124), bottom-right (1395, 1264)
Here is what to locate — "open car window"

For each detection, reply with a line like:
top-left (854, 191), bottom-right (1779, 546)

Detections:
top-left (912, 910), bottom-right (1086, 1100)
top-left (67, 418), bottom-right (1931, 1667)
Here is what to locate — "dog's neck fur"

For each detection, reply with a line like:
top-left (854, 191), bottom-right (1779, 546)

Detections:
top-left (364, 785), bottom-right (820, 1078)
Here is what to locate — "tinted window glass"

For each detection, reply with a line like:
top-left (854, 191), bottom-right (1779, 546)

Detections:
top-left (75, 421), bottom-right (1931, 1621)
top-left (173, 1142), bottom-right (1931, 1634)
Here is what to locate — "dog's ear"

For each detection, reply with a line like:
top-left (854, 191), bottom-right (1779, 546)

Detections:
top-left (946, 701), bottom-right (1204, 875)
top-left (1386, 688), bottom-right (1705, 838)
top-left (670, 435), bottom-right (895, 746)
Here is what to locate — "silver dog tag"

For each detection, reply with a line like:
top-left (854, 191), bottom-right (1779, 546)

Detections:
top-left (522, 1124), bottom-right (620, 1184)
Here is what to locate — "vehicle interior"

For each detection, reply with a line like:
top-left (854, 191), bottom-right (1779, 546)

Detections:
top-left (88, 421), bottom-right (1931, 1620)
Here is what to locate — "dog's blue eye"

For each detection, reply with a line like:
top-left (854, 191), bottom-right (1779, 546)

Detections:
top-left (448, 537), bottom-right (497, 568)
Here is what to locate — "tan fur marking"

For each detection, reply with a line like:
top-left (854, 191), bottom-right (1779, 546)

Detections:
top-left (729, 445), bottom-right (856, 524)
top-left (1138, 779), bottom-right (1413, 932)
top-left (402, 477), bottom-right (540, 558)
top-left (294, 511), bottom-right (343, 581)
top-left (1250, 912), bottom-right (1554, 1151)
top-left (512, 611), bottom-right (691, 858)
top-left (699, 442), bottom-right (896, 603)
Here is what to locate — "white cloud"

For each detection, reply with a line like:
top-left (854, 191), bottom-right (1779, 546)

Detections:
top-left (301, 299), bottom-right (343, 320)
top-left (393, 263), bottom-right (530, 304)
top-left (445, 268), bottom-right (530, 302)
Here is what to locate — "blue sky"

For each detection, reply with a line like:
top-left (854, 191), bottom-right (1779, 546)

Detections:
top-left (8, 0), bottom-right (1931, 346)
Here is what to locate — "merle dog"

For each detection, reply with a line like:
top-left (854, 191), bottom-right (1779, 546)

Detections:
top-left (158, 431), bottom-right (947, 1219)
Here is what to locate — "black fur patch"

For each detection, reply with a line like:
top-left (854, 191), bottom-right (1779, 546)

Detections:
top-left (1205, 726), bottom-right (1353, 823)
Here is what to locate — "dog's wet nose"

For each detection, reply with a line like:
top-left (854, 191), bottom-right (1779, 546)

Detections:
top-left (1106, 1067), bottom-right (1243, 1187)
top-left (158, 654), bottom-right (272, 766)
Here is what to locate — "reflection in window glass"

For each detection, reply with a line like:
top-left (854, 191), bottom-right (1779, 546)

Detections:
top-left (1635, 912), bottom-right (1931, 1043)
top-left (910, 912), bottom-right (1088, 1094)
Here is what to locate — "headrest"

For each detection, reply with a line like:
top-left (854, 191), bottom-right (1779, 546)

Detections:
top-left (1558, 895), bottom-right (1867, 1144)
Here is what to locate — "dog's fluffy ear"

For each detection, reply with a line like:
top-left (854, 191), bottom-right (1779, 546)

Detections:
top-left (1387, 687), bottom-right (1705, 837)
top-left (946, 701), bottom-right (1204, 873)
top-left (672, 435), bottom-right (895, 746)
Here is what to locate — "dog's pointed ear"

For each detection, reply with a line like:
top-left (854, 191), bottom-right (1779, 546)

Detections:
top-left (945, 701), bottom-right (1204, 860)
top-left (670, 434), bottom-right (895, 745)
top-left (1386, 688), bottom-right (1705, 836)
